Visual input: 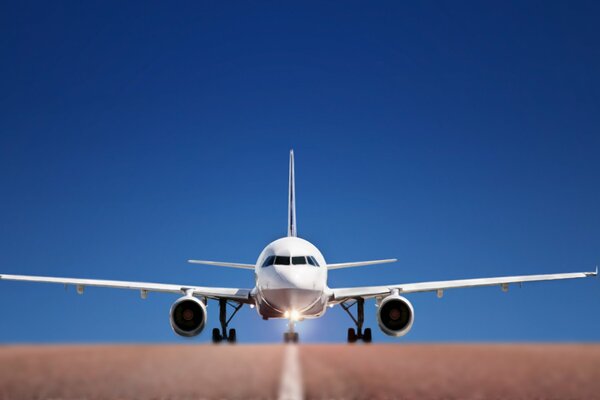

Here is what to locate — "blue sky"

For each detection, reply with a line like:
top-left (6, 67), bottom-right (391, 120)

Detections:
top-left (0, 1), bottom-right (598, 343)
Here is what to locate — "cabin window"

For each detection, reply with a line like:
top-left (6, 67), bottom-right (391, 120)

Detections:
top-left (274, 256), bottom-right (290, 265)
top-left (262, 255), bottom-right (275, 268)
top-left (292, 256), bottom-right (306, 265)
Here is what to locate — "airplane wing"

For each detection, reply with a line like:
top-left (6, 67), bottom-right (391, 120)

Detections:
top-left (326, 258), bottom-right (397, 270)
top-left (187, 260), bottom-right (255, 270)
top-left (0, 273), bottom-right (253, 302)
top-left (330, 268), bottom-right (597, 301)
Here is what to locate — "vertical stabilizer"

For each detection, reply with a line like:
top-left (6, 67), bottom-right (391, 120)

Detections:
top-left (288, 149), bottom-right (297, 237)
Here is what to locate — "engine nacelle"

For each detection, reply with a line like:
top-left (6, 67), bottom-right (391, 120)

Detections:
top-left (377, 295), bottom-right (414, 337)
top-left (169, 296), bottom-right (207, 337)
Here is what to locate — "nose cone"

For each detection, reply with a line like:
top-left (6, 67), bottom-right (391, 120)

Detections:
top-left (272, 265), bottom-right (321, 290)
top-left (258, 263), bottom-right (326, 314)
top-left (264, 287), bottom-right (321, 313)
top-left (260, 266), bottom-right (325, 313)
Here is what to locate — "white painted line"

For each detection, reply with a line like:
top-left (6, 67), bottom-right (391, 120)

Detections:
top-left (278, 345), bottom-right (304, 400)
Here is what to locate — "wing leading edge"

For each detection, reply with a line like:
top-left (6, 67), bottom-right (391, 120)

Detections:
top-left (0, 273), bottom-right (252, 302)
top-left (330, 268), bottom-right (597, 301)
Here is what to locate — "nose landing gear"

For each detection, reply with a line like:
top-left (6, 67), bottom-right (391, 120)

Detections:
top-left (341, 298), bottom-right (372, 343)
top-left (212, 299), bottom-right (243, 344)
top-left (283, 320), bottom-right (299, 343)
top-left (284, 331), bottom-right (299, 343)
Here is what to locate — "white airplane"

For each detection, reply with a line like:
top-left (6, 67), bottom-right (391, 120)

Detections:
top-left (1, 150), bottom-right (597, 343)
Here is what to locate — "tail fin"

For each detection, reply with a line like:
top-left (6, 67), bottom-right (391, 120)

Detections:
top-left (287, 149), bottom-right (297, 237)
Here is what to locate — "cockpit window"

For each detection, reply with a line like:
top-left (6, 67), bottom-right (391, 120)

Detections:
top-left (292, 256), bottom-right (306, 265)
top-left (271, 255), bottom-right (318, 266)
top-left (307, 256), bottom-right (320, 267)
top-left (262, 255), bottom-right (275, 268)
top-left (274, 256), bottom-right (290, 265)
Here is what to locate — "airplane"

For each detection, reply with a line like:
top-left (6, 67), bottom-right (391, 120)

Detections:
top-left (0, 150), bottom-right (597, 343)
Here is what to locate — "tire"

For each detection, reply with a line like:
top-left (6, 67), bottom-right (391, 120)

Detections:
top-left (228, 329), bottom-right (237, 343)
top-left (283, 332), bottom-right (290, 343)
top-left (347, 328), bottom-right (357, 343)
top-left (292, 332), bottom-right (299, 343)
top-left (212, 328), bottom-right (222, 343)
top-left (363, 328), bottom-right (372, 343)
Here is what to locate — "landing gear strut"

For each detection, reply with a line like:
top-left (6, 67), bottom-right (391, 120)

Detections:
top-left (212, 299), bottom-right (242, 344)
top-left (341, 298), bottom-right (372, 343)
top-left (283, 320), bottom-right (299, 343)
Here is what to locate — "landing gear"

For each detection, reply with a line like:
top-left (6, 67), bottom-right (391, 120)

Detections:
top-left (228, 328), bottom-right (237, 343)
top-left (363, 327), bottom-right (372, 343)
top-left (284, 332), bottom-right (299, 343)
top-left (211, 299), bottom-right (242, 344)
top-left (283, 320), bottom-right (299, 343)
top-left (341, 298), bottom-right (372, 343)
top-left (347, 328), bottom-right (357, 343)
top-left (212, 328), bottom-right (222, 343)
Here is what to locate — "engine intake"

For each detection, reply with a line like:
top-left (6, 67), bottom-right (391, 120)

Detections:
top-left (377, 295), bottom-right (414, 337)
top-left (170, 296), bottom-right (207, 337)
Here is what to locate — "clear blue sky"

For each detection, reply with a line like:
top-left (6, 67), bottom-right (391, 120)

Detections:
top-left (0, 1), bottom-right (598, 343)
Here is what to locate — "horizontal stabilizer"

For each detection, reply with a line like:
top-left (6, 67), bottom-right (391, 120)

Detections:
top-left (326, 258), bottom-right (397, 270)
top-left (187, 260), bottom-right (255, 270)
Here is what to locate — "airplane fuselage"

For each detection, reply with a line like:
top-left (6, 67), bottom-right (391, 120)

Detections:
top-left (253, 237), bottom-right (329, 320)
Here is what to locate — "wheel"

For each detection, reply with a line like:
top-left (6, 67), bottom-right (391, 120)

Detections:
top-left (347, 328), bottom-right (357, 343)
top-left (363, 328), bottom-right (372, 343)
top-left (228, 329), bottom-right (237, 343)
top-left (292, 332), bottom-right (299, 343)
top-left (283, 332), bottom-right (289, 343)
top-left (212, 328), bottom-right (222, 343)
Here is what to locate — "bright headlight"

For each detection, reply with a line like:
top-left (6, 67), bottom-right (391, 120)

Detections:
top-left (290, 310), bottom-right (301, 321)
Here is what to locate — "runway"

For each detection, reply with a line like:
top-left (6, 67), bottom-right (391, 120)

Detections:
top-left (0, 344), bottom-right (598, 399)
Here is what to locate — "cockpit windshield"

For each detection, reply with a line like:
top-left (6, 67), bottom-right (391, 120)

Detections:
top-left (292, 256), bottom-right (306, 265)
top-left (307, 256), bottom-right (320, 267)
top-left (262, 255), bottom-right (320, 267)
top-left (262, 255), bottom-right (275, 267)
top-left (274, 256), bottom-right (290, 265)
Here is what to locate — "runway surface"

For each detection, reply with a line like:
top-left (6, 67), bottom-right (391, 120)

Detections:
top-left (0, 344), bottom-right (599, 399)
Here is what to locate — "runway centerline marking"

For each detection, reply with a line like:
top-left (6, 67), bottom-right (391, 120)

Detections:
top-left (278, 345), bottom-right (304, 400)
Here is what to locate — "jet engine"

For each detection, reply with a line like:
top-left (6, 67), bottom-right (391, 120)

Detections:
top-left (377, 295), bottom-right (414, 337)
top-left (169, 296), bottom-right (207, 337)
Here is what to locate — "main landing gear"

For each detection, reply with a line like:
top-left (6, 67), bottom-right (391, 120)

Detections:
top-left (341, 298), bottom-right (372, 343)
top-left (284, 321), bottom-right (299, 343)
top-left (212, 299), bottom-right (242, 344)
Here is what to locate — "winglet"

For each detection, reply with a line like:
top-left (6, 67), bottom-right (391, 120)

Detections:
top-left (585, 265), bottom-right (598, 277)
top-left (287, 149), bottom-right (297, 237)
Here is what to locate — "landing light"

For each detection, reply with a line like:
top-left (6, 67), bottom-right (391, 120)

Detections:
top-left (284, 310), bottom-right (301, 321)
top-left (290, 310), bottom-right (301, 321)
